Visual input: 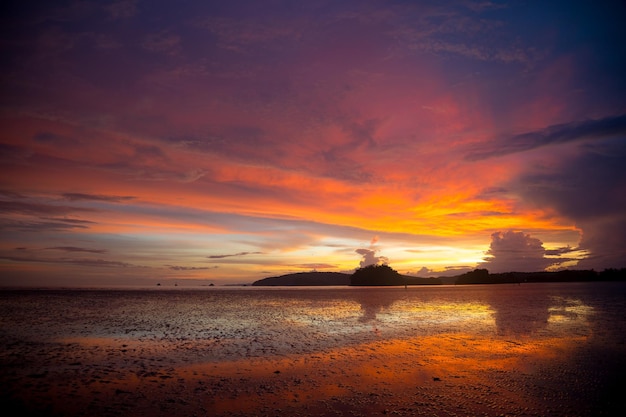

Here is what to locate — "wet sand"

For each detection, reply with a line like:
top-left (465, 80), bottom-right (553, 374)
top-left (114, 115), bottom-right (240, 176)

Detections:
top-left (1, 284), bottom-right (625, 416)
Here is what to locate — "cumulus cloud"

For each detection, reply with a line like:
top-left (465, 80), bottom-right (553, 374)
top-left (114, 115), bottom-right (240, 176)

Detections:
top-left (514, 139), bottom-right (626, 270)
top-left (417, 266), bottom-right (430, 276)
top-left (356, 236), bottom-right (388, 268)
top-left (480, 230), bottom-right (556, 273)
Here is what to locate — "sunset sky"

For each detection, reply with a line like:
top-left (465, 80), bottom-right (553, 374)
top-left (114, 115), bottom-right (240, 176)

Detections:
top-left (1, 0), bottom-right (625, 286)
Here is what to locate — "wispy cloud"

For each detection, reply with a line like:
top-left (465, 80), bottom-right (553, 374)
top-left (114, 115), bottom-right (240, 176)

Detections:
top-left (207, 251), bottom-right (263, 259)
top-left (61, 193), bottom-right (135, 202)
top-left (0, 255), bottom-right (139, 268)
top-left (293, 263), bottom-right (337, 270)
top-left (42, 217), bottom-right (96, 225)
top-left (0, 220), bottom-right (90, 232)
top-left (45, 246), bottom-right (107, 254)
top-left (465, 114), bottom-right (626, 161)
top-left (1, 0), bottom-right (624, 285)
top-left (165, 265), bottom-right (217, 271)
top-left (0, 200), bottom-right (95, 216)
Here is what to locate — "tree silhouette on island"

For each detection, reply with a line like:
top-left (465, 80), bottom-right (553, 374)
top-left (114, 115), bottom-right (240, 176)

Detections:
top-left (350, 264), bottom-right (404, 286)
top-left (350, 264), bottom-right (441, 286)
top-left (251, 265), bottom-right (626, 286)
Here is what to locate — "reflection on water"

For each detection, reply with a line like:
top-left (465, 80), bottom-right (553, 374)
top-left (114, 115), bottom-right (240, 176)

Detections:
top-left (0, 283), bottom-right (602, 370)
top-left (0, 284), bottom-right (601, 352)
top-left (1, 283), bottom-right (625, 416)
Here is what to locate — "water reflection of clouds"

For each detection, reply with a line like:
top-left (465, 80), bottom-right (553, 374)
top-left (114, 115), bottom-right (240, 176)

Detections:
top-left (342, 286), bottom-right (594, 341)
top-left (548, 297), bottom-right (594, 322)
top-left (45, 287), bottom-right (595, 354)
top-left (488, 289), bottom-right (593, 338)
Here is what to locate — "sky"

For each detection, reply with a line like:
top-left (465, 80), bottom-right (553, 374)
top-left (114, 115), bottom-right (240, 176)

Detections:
top-left (1, 0), bottom-right (625, 286)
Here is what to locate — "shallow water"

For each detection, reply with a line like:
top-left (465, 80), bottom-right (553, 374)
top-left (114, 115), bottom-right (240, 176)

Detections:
top-left (1, 283), bottom-right (625, 416)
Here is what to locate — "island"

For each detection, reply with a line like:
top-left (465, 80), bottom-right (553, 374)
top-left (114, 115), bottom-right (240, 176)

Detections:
top-left (251, 266), bottom-right (626, 286)
top-left (252, 272), bottom-right (351, 286)
top-left (252, 266), bottom-right (442, 286)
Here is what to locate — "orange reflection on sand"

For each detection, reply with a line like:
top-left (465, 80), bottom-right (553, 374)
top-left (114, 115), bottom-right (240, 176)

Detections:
top-left (34, 291), bottom-right (596, 416)
top-left (167, 331), bottom-right (587, 415)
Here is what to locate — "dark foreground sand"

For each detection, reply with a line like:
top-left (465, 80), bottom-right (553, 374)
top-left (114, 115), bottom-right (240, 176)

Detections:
top-left (1, 285), bottom-right (625, 416)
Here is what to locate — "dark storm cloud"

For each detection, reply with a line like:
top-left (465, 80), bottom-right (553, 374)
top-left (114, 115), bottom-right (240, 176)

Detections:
top-left (466, 114), bottom-right (626, 161)
top-left (514, 139), bottom-right (626, 269)
top-left (480, 230), bottom-right (555, 273)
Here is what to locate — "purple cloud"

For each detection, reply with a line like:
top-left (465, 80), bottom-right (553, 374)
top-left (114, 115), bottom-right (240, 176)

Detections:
top-left (207, 251), bottom-right (263, 259)
top-left (513, 139), bottom-right (626, 269)
top-left (61, 193), bottom-right (135, 202)
top-left (479, 230), bottom-right (573, 273)
top-left (466, 114), bottom-right (626, 161)
top-left (45, 246), bottom-right (107, 254)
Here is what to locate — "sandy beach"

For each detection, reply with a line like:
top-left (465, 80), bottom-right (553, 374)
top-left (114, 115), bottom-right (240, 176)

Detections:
top-left (2, 284), bottom-right (625, 416)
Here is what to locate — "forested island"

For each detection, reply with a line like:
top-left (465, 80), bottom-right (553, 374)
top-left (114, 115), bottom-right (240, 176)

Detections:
top-left (251, 265), bottom-right (626, 286)
top-left (454, 267), bottom-right (626, 284)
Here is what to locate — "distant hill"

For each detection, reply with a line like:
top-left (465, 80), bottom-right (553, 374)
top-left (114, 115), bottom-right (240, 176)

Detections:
top-left (251, 268), bottom-right (626, 286)
top-left (403, 275), bottom-right (443, 285)
top-left (454, 268), bottom-right (626, 284)
top-left (252, 272), bottom-right (351, 286)
top-left (252, 269), bottom-right (442, 286)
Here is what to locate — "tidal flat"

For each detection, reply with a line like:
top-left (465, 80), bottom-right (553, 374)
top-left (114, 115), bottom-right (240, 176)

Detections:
top-left (1, 283), bottom-right (625, 416)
